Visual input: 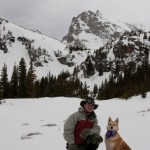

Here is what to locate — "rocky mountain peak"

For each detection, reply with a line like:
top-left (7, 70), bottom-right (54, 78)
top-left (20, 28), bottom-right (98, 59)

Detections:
top-left (62, 10), bottom-right (142, 50)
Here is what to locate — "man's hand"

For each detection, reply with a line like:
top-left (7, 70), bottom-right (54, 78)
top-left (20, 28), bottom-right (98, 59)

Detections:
top-left (80, 128), bottom-right (91, 139)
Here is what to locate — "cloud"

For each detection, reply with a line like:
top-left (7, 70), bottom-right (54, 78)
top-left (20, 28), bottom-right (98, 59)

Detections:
top-left (0, 0), bottom-right (150, 40)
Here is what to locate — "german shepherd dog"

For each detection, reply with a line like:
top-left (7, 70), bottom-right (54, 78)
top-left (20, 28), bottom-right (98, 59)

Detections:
top-left (105, 117), bottom-right (132, 150)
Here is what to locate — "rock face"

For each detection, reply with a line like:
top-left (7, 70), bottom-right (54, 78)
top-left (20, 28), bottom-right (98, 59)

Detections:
top-left (62, 10), bottom-right (141, 49)
top-left (92, 31), bottom-right (150, 74)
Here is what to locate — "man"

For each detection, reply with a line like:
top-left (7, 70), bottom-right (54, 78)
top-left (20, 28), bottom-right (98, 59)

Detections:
top-left (63, 97), bottom-right (103, 150)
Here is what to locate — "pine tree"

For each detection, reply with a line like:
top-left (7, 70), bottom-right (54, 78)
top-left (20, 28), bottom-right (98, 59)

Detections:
top-left (93, 84), bottom-right (98, 97)
top-left (26, 61), bottom-right (37, 98)
top-left (85, 56), bottom-right (95, 77)
top-left (40, 77), bottom-right (48, 97)
top-left (99, 63), bottom-right (103, 76)
top-left (18, 58), bottom-right (27, 98)
top-left (79, 82), bottom-right (89, 99)
top-left (143, 33), bottom-right (147, 40)
top-left (0, 63), bottom-right (9, 98)
top-left (48, 75), bottom-right (55, 97)
top-left (10, 64), bottom-right (19, 98)
top-left (114, 60), bottom-right (119, 78)
top-left (73, 66), bottom-right (78, 76)
top-left (34, 80), bottom-right (40, 98)
top-left (0, 81), bottom-right (2, 100)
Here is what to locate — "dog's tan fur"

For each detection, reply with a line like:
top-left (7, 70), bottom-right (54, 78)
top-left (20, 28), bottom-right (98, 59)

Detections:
top-left (105, 117), bottom-right (132, 150)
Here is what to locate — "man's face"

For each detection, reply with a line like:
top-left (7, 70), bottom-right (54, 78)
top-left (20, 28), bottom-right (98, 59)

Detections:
top-left (84, 102), bottom-right (94, 113)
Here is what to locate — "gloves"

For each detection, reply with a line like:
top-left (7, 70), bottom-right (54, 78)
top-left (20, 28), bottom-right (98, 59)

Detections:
top-left (99, 135), bottom-right (103, 143)
top-left (80, 128), bottom-right (91, 139)
top-left (86, 134), bottom-right (103, 146)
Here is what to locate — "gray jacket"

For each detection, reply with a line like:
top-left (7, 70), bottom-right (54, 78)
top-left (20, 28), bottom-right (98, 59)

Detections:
top-left (63, 107), bottom-right (101, 144)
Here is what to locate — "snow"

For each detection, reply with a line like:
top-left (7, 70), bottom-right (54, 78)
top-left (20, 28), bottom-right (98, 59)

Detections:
top-left (78, 31), bottom-right (104, 50)
top-left (106, 48), bottom-right (115, 61)
top-left (80, 71), bottom-right (111, 90)
top-left (0, 94), bottom-right (150, 150)
top-left (0, 20), bottom-right (70, 80)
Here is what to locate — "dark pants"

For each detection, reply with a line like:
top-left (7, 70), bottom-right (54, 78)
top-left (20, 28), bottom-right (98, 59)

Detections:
top-left (67, 134), bottom-right (103, 150)
top-left (85, 143), bottom-right (98, 150)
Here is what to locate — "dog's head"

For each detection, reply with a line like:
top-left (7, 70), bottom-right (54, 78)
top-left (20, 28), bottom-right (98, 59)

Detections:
top-left (107, 117), bottom-right (119, 131)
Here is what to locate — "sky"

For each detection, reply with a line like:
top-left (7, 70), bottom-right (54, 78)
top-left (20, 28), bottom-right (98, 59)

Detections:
top-left (0, 0), bottom-right (150, 40)
top-left (0, 94), bottom-right (150, 150)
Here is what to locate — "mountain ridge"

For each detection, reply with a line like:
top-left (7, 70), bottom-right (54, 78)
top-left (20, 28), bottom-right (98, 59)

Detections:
top-left (0, 11), bottom-right (150, 91)
top-left (62, 10), bottom-right (144, 49)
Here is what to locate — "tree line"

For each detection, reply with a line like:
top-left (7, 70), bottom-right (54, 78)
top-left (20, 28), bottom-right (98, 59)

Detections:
top-left (98, 61), bottom-right (150, 100)
top-left (1, 57), bottom-right (150, 101)
top-left (0, 58), bottom-right (89, 100)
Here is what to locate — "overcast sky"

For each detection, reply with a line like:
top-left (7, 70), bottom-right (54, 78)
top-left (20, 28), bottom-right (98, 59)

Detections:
top-left (0, 0), bottom-right (150, 40)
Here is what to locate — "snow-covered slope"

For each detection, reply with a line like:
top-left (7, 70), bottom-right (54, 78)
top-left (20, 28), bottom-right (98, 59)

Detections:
top-left (0, 94), bottom-right (150, 150)
top-left (0, 18), bottom-right (71, 79)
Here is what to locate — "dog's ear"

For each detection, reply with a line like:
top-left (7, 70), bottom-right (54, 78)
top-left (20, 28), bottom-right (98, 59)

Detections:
top-left (115, 117), bottom-right (119, 123)
top-left (108, 116), bottom-right (112, 123)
